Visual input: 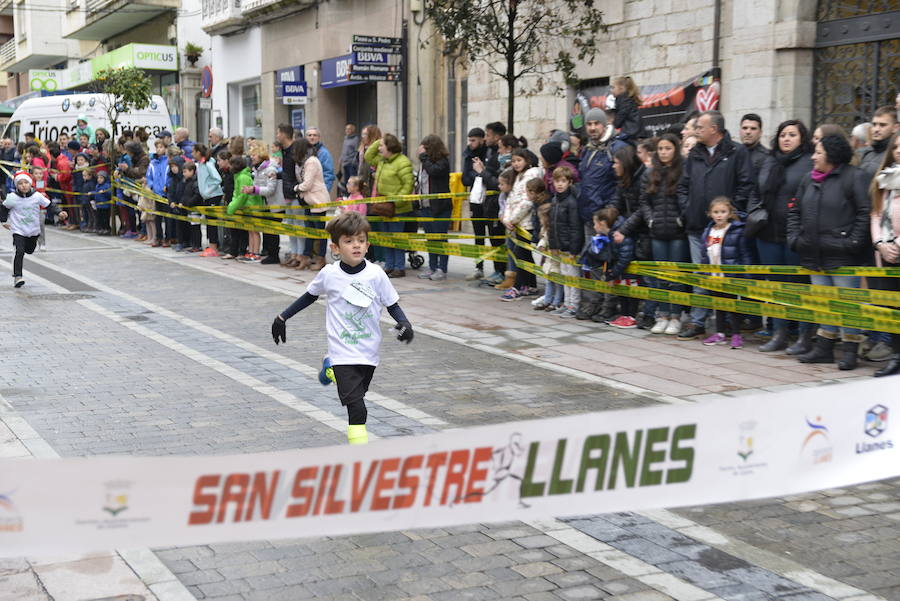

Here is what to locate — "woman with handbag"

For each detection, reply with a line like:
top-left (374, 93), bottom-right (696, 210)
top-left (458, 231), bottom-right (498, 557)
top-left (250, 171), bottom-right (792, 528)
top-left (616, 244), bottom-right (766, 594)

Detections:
top-left (364, 133), bottom-right (414, 278)
top-left (293, 137), bottom-right (330, 271)
top-left (748, 120), bottom-right (814, 353)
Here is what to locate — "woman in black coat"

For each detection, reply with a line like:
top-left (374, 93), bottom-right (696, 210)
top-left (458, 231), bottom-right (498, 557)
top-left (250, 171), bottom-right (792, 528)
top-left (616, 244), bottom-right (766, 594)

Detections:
top-left (749, 120), bottom-right (814, 354)
top-left (416, 134), bottom-right (452, 280)
top-left (787, 134), bottom-right (871, 370)
top-left (616, 133), bottom-right (688, 335)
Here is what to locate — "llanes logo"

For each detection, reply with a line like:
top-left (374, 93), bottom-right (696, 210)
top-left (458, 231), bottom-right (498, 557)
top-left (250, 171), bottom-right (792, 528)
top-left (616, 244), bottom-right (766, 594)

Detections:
top-left (0, 490), bottom-right (24, 533)
top-left (103, 479), bottom-right (130, 517)
top-left (857, 405), bottom-right (893, 455)
top-left (801, 416), bottom-right (833, 464)
top-left (719, 420), bottom-right (767, 477)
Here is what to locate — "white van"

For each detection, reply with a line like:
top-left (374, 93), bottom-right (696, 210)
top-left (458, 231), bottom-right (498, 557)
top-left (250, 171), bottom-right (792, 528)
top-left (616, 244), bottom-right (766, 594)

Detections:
top-left (2, 93), bottom-right (173, 143)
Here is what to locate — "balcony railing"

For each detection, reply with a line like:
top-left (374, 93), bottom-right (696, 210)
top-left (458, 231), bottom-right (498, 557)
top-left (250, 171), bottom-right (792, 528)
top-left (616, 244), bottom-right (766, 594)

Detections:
top-left (86, 0), bottom-right (109, 13)
top-left (0, 36), bottom-right (16, 67)
top-left (201, 0), bottom-right (245, 35)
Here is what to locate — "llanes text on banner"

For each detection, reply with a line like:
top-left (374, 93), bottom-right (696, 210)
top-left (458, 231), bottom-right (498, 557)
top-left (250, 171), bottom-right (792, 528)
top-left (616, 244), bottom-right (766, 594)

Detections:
top-left (0, 378), bottom-right (897, 558)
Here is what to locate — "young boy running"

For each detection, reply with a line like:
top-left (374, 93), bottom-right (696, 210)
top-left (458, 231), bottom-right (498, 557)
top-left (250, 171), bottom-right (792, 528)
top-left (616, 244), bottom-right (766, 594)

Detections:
top-left (2, 171), bottom-right (66, 287)
top-left (271, 211), bottom-right (414, 445)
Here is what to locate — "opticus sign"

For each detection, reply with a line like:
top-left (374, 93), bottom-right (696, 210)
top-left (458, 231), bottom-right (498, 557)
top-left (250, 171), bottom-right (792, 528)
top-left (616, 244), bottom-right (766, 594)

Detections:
top-left (133, 44), bottom-right (178, 70)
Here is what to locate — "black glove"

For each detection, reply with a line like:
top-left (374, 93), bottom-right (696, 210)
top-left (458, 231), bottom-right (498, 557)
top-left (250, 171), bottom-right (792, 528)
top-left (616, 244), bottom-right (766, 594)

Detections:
top-left (272, 315), bottom-right (286, 344)
top-left (395, 321), bottom-right (414, 344)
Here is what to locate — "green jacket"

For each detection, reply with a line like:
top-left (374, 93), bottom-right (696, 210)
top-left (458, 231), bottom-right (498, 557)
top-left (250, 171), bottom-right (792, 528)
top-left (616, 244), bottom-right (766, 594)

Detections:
top-left (365, 139), bottom-right (414, 214)
top-left (226, 167), bottom-right (264, 215)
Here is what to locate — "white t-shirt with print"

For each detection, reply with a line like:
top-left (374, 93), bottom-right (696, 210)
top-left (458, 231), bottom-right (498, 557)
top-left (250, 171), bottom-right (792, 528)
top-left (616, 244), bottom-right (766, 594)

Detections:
top-left (306, 260), bottom-right (400, 367)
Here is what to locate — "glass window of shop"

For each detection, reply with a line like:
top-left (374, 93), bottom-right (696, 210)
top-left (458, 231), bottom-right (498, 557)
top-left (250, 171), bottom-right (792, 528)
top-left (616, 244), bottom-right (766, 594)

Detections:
top-left (242, 82), bottom-right (262, 139)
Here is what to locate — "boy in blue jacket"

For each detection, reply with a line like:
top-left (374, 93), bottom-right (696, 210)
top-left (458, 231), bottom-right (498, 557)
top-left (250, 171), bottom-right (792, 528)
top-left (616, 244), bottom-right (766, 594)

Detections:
top-left (580, 206), bottom-right (637, 326)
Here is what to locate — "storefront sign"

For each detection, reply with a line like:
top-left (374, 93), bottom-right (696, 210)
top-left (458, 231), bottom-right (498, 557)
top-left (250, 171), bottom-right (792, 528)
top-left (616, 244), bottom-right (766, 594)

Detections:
top-left (133, 44), bottom-right (178, 70)
top-left (92, 44), bottom-right (178, 75)
top-left (353, 51), bottom-right (403, 66)
top-left (275, 66), bottom-right (307, 98)
top-left (28, 70), bottom-right (62, 92)
top-left (320, 54), bottom-right (358, 88)
top-left (571, 69), bottom-right (721, 136)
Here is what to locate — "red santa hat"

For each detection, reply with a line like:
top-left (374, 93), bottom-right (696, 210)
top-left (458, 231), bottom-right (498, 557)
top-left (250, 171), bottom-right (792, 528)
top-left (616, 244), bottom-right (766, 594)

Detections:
top-left (14, 171), bottom-right (34, 186)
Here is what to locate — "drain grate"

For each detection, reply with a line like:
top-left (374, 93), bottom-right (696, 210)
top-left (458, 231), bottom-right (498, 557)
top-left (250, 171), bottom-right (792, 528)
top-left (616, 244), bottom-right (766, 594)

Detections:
top-left (85, 596), bottom-right (145, 601)
top-left (28, 293), bottom-right (95, 301)
top-left (124, 314), bottom-right (150, 322)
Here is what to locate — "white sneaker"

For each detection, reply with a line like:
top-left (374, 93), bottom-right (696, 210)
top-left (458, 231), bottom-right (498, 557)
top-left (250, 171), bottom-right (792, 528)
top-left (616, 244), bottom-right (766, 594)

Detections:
top-left (664, 319), bottom-right (682, 335)
top-left (465, 269), bottom-right (484, 281)
top-left (13, 276), bottom-right (24, 288)
top-left (650, 318), bottom-right (669, 334)
top-left (429, 268), bottom-right (446, 281)
top-left (417, 269), bottom-right (434, 279)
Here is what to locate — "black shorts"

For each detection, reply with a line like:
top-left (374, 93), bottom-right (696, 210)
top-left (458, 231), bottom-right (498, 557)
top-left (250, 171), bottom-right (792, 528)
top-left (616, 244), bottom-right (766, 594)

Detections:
top-left (332, 364), bottom-right (376, 406)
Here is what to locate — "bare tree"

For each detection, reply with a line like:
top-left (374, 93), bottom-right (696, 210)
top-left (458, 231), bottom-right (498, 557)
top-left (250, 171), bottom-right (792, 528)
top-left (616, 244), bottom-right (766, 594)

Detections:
top-left (424, 0), bottom-right (607, 132)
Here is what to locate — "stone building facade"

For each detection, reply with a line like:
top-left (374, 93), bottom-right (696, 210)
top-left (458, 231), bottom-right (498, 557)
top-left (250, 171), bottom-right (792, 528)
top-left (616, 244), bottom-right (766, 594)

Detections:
top-left (463, 0), bottom-right (898, 154)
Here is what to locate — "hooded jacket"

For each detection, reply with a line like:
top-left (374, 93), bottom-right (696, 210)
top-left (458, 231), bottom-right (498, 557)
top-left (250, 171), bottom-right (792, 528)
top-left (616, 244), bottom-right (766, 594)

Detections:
top-left (227, 167), bottom-right (263, 214)
top-left (196, 160), bottom-right (223, 200)
top-left (677, 132), bottom-right (758, 234)
top-left (787, 165), bottom-right (871, 271)
top-left (166, 156), bottom-right (186, 209)
top-left (620, 167), bottom-right (685, 241)
top-left (579, 216), bottom-right (635, 279)
top-left (548, 187), bottom-right (584, 255)
top-left (699, 220), bottom-right (753, 266)
top-left (418, 153), bottom-right (452, 215)
top-left (365, 140), bottom-right (414, 214)
top-left (146, 152), bottom-right (169, 196)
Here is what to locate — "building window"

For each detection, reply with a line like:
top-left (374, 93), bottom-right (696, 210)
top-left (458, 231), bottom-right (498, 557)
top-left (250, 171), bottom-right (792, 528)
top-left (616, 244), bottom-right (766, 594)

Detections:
top-left (241, 82), bottom-right (261, 138)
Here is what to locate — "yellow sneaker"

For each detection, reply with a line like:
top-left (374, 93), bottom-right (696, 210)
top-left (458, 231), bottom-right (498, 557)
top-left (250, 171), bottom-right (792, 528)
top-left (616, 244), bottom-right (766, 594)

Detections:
top-left (347, 424), bottom-right (368, 445)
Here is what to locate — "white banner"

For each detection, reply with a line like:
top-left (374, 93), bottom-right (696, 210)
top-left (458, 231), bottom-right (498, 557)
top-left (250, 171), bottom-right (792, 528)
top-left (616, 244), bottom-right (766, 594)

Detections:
top-left (1, 378), bottom-right (897, 557)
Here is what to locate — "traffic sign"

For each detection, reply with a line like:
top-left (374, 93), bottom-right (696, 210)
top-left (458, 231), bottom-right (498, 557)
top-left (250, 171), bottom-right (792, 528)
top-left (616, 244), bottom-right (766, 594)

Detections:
top-left (350, 64), bottom-right (400, 74)
top-left (353, 51), bottom-right (403, 66)
top-left (353, 35), bottom-right (401, 46)
top-left (348, 72), bottom-right (400, 82)
top-left (351, 43), bottom-right (402, 54)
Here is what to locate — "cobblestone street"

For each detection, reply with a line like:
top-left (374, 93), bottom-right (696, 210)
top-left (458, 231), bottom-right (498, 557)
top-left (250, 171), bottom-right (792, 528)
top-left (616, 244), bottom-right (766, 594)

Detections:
top-left (1, 229), bottom-right (898, 601)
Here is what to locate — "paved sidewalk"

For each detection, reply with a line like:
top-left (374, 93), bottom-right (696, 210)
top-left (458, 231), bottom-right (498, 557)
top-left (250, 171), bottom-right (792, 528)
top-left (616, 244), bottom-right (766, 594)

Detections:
top-left (1, 229), bottom-right (897, 601)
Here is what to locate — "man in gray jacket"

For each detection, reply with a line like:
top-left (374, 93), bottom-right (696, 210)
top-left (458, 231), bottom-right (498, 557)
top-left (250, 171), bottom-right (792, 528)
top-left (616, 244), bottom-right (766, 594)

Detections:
top-left (338, 123), bottom-right (360, 186)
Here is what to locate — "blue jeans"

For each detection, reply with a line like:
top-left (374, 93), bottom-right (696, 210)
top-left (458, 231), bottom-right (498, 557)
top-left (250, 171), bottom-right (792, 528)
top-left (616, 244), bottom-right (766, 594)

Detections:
top-left (688, 233), bottom-right (710, 327)
top-left (421, 207), bottom-right (450, 272)
top-left (543, 280), bottom-right (564, 306)
top-left (382, 219), bottom-right (406, 270)
top-left (651, 238), bottom-right (689, 316)
top-left (809, 274), bottom-right (863, 339)
top-left (303, 208), bottom-right (326, 257)
top-left (755, 238), bottom-right (811, 332)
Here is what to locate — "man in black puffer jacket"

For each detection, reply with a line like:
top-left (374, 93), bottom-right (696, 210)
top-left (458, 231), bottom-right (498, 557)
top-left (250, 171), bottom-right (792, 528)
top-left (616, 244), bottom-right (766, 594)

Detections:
top-left (676, 111), bottom-right (758, 340)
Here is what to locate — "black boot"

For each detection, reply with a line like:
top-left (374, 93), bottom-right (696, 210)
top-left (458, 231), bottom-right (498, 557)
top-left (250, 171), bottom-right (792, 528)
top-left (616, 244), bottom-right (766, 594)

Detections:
top-left (874, 355), bottom-right (900, 377)
top-left (575, 301), bottom-right (598, 320)
top-left (759, 328), bottom-right (789, 353)
top-left (798, 336), bottom-right (835, 363)
top-left (837, 341), bottom-right (859, 371)
top-left (786, 327), bottom-right (814, 356)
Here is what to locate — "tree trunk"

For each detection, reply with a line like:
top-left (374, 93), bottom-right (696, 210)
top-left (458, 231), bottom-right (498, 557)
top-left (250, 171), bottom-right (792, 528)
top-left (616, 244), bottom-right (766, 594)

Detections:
top-left (506, 1), bottom-right (517, 133)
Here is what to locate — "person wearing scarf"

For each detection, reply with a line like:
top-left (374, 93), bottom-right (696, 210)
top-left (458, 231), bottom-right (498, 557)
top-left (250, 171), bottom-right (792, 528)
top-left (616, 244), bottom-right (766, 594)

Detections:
top-left (750, 120), bottom-right (814, 353)
top-left (869, 133), bottom-right (900, 377)
top-left (787, 133), bottom-right (871, 370)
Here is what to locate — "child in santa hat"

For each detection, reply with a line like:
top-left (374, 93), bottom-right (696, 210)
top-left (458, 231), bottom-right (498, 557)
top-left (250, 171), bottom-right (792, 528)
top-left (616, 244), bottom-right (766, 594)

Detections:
top-left (1, 171), bottom-right (66, 287)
